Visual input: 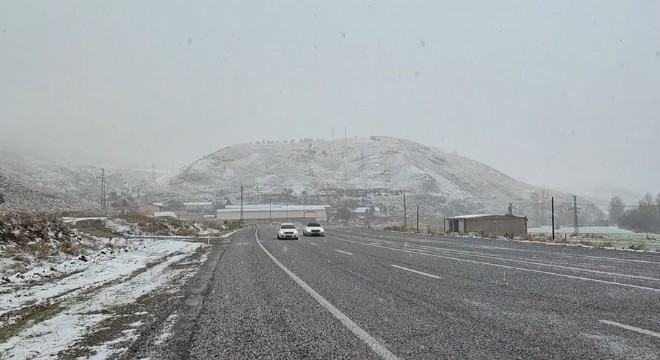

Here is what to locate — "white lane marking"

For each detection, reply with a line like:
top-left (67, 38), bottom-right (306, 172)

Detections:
top-left (331, 235), bottom-right (660, 283)
top-left (332, 237), bottom-right (660, 293)
top-left (255, 229), bottom-right (399, 360)
top-left (599, 320), bottom-right (660, 339)
top-left (391, 265), bottom-right (442, 280)
top-left (335, 249), bottom-right (354, 256)
top-left (332, 230), bottom-right (660, 265)
top-left (310, 243), bottom-right (319, 246)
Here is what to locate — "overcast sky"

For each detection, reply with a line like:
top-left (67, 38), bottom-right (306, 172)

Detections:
top-left (1, 1), bottom-right (659, 196)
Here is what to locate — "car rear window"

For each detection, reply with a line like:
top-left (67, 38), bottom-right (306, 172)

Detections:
top-left (281, 224), bottom-right (296, 229)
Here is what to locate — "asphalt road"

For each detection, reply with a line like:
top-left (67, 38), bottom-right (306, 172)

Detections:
top-left (152, 226), bottom-right (660, 359)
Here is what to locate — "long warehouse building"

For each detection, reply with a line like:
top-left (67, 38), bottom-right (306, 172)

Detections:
top-left (217, 204), bottom-right (330, 222)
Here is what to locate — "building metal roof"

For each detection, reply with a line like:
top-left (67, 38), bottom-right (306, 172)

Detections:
top-left (444, 214), bottom-right (526, 220)
top-left (154, 211), bottom-right (178, 218)
top-left (220, 204), bottom-right (329, 212)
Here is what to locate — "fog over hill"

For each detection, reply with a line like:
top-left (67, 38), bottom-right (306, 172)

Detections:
top-left (0, 137), bottom-right (605, 226)
top-left (0, 150), bottom-right (154, 212)
top-left (148, 136), bottom-right (603, 226)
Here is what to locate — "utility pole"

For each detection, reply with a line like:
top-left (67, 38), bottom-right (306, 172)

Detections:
top-left (240, 186), bottom-right (244, 227)
top-left (551, 197), bottom-right (555, 240)
top-left (570, 195), bottom-right (579, 236)
top-left (403, 193), bottom-right (407, 229)
top-left (152, 162), bottom-right (155, 182)
top-left (508, 203), bottom-right (513, 216)
top-left (100, 168), bottom-right (106, 212)
top-left (303, 191), bottom-right (306, 222)
top-left (416, 204), bottom-right (419, 233)
top-left (269, 199), bottom-right (272, 224)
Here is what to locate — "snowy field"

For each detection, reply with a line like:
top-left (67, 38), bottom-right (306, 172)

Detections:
top-left (0, 224), bottom-right (208, 359)
top-left (528, 226), bottom-right (660, 250)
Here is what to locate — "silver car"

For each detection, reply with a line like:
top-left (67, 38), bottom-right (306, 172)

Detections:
top-left (277, 223), bottom-right (299, 239)
top-left (303, 222), bottom-right (325, 237)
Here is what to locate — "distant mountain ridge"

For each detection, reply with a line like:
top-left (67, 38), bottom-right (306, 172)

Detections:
top-left (0, 151), bottom-right (153, 212)
top-left (0, 138), bottom-right (604, 226)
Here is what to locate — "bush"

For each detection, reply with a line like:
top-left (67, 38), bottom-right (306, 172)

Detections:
top-left (628, 243), bottom-right (647, 251)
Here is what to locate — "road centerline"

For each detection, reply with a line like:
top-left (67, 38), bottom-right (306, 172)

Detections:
top-left (391, 265), bottom-right (442, 280)
top-left (335, 249), bottom-right (354, 256)
top-left (254, 229), bottom-right (399, 360)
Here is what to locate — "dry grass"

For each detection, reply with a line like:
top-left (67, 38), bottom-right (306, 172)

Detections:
top-left (383, 225), bottom-right (416, 233)
top-left (593, 241), bottom-right (615, 249)
top-left (110, 211), bottom-right (206, 236)
top-left (579, 240), bottom-right (594, 247)
top-left (0, 211), bottom-right (90, 262)
top-left (520, 233), bottom-right (568, 244)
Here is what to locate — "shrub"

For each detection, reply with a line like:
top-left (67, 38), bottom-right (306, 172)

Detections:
top-left (629, 243), bottom-right (647, 251)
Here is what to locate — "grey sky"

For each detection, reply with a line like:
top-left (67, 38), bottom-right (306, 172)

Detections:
top-left (1, 1), bottom-right (659, 196)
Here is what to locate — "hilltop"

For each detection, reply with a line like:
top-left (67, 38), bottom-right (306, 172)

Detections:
top-left (149, 136), bottom-right (602, 226)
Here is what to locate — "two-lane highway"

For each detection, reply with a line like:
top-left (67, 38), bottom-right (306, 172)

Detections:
top-left (153, 226), bottom-right (660, 359)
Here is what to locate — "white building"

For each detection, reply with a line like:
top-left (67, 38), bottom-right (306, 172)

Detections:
top-left (183, 202), bottom-right (214, 211)
top-left (217, 204), bottom-right (330, 222)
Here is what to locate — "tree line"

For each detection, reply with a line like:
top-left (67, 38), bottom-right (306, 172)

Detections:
top-left (609, 193), bottom-right (660, 233)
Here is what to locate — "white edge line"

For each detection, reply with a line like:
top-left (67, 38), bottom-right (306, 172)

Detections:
top-left (335, 249), bottom-right (354, 256)
top-left (334, 237), bottom-right (660, 293)
top-left (599, 320), bottom-right (660, 338)
top-left (340, 235), bottom-right (660, 283)
top-left (255, 229), bottom-right (399, 360)
top-left (391, 265), bottom-right (442, 280)
top-left (310, 243), bottom-right (319, 246)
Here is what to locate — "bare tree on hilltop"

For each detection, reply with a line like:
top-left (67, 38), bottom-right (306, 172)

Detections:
top-left (608, 196), bottom-right (625, 225)
top-left (529, 189), bottom-right (550, 226)
top-left (617, 192), bottom-right (660, 233)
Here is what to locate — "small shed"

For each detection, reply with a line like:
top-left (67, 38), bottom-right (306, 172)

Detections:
top-left (444, 214), bottom-right (527, 237)
top-left (138, 203), bottom-right (162, 217)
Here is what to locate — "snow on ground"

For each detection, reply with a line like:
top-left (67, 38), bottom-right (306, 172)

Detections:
top-left (62, 217), bottom-right (107, 225)
top-left (0, 238), bottom-right (196, 318)
top-left (528, 226), bottom-right (659, 250)
top-left (0, 238), bottom-right (205, 359)
top-left (104, 218), bottom-right (136, 235)
top-left (528, 226), bottom-right (633, 235)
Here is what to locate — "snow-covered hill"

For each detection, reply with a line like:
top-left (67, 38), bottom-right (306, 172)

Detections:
top-left (0, 151), bottom-right (154, 211)
top-left (152, 136), bottom-right (603, 225)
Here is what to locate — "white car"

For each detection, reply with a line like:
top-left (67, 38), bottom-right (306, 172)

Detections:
top-left (303, 222), bottom-right (325, 237)
top-left (277, 223), bottom-right (299, 239)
